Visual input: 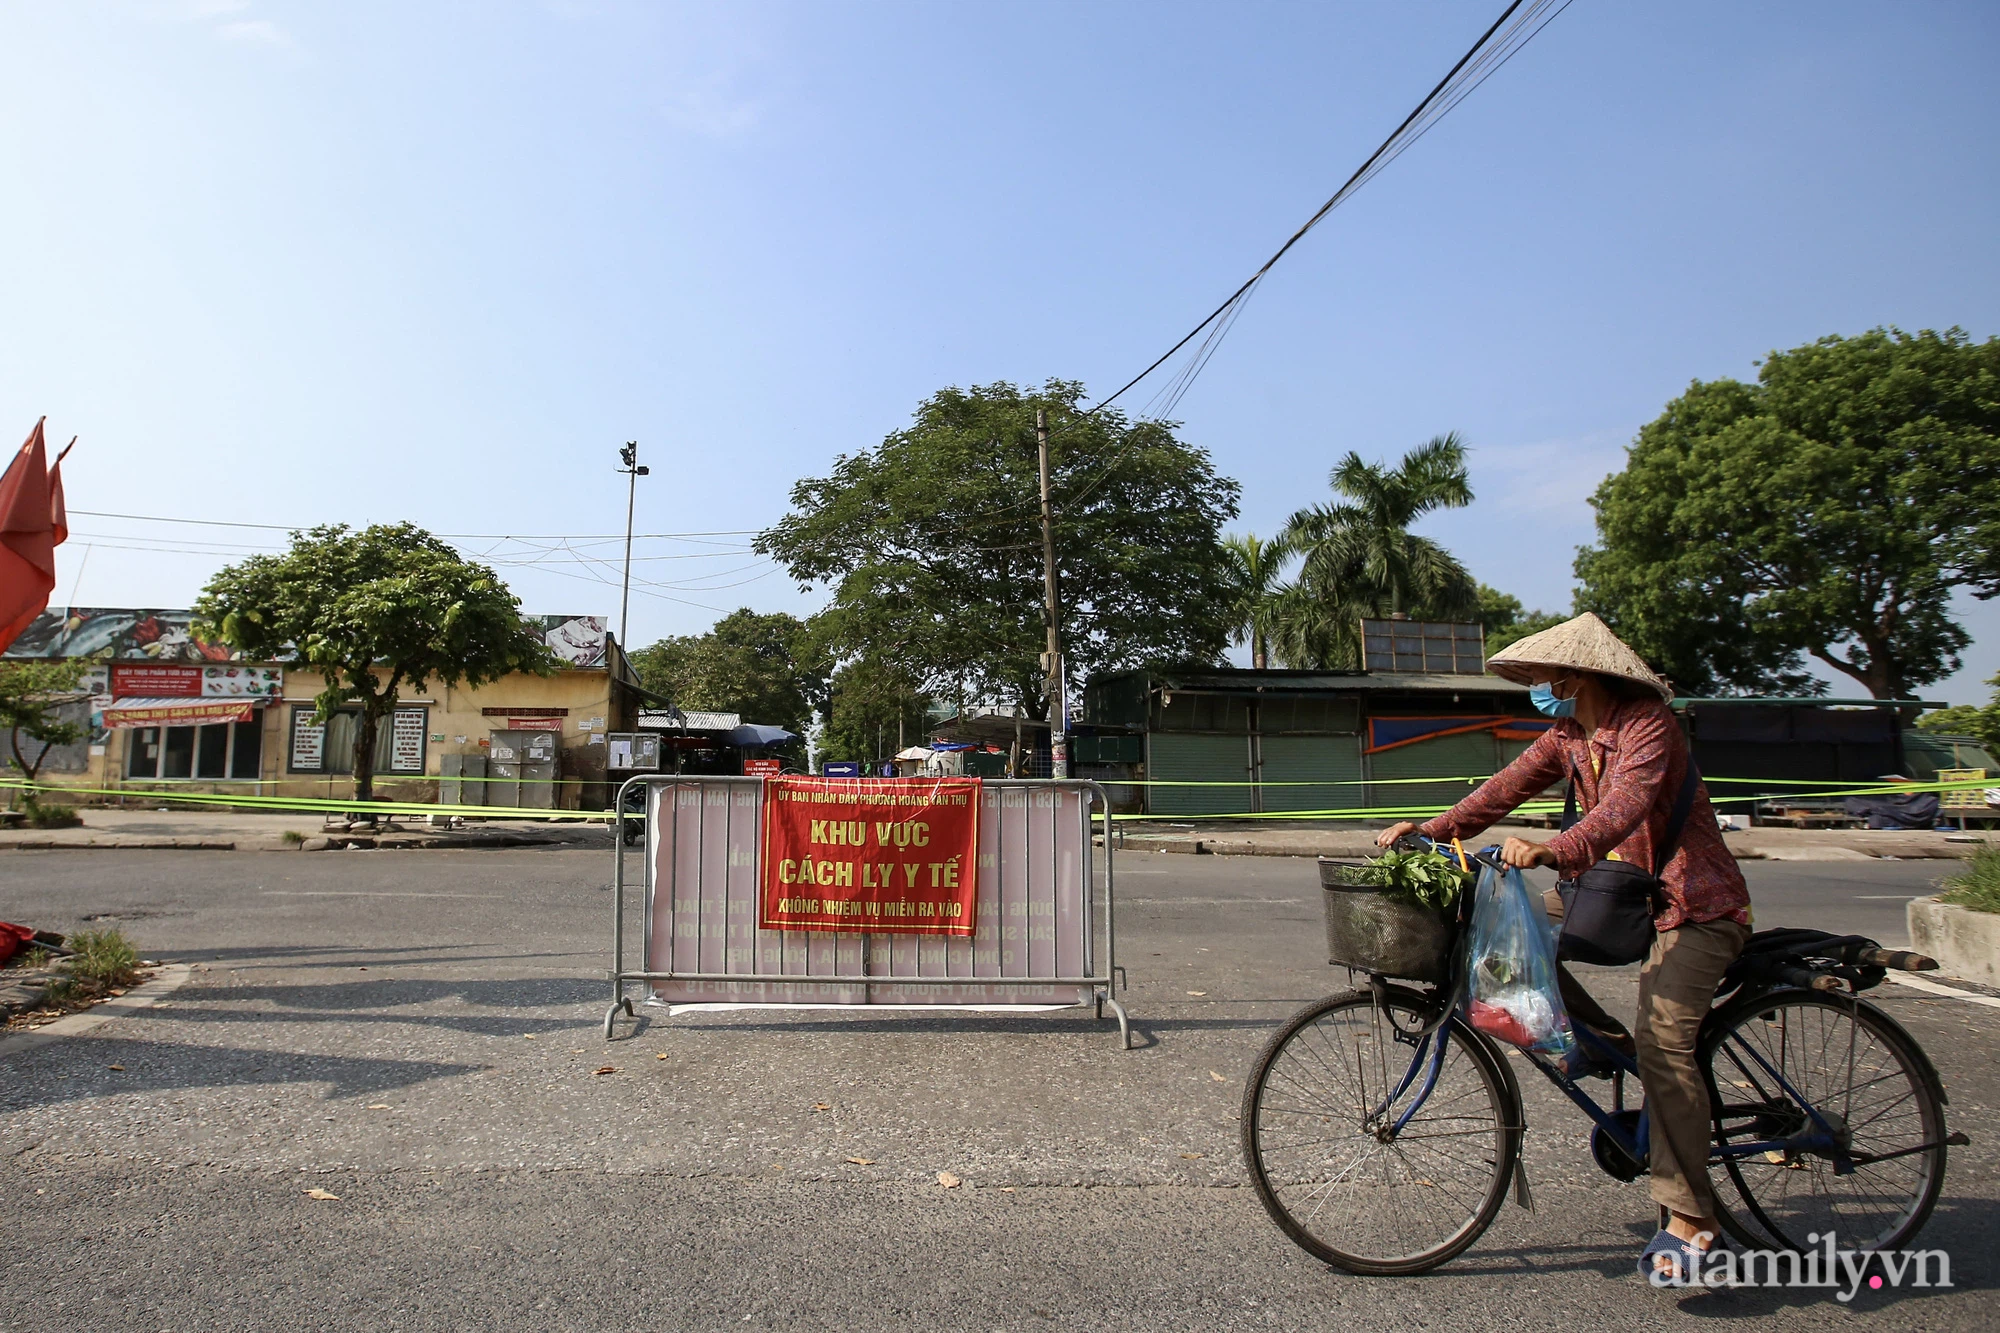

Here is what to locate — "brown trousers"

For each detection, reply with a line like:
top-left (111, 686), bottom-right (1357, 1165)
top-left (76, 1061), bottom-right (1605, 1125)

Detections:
top-left (1543, 888), bottom-right (1750, 1218)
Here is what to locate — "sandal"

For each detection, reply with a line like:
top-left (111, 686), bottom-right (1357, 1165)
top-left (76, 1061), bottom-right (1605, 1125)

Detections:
top-left (1637, 1227), bottom-right (1724, 1286)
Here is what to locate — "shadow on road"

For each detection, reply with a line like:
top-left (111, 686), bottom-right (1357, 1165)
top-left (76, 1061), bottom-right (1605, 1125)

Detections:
top-left (0, 1035), bottom-right (485, 1111)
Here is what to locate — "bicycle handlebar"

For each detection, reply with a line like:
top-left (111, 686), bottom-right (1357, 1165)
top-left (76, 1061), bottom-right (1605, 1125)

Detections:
top-left (1392, 832), bottom-right (1506, 871)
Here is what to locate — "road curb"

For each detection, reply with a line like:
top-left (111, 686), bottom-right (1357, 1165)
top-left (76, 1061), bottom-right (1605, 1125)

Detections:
top-left (0, 962), bottom-right (193, 1058)
top-left (0, 839), bottom-right (238, 851)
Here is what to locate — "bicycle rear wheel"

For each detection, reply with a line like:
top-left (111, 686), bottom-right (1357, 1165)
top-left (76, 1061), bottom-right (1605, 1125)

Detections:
top-left (1242, 986), bottom-right (1519, 1275)
top-left (1703, 990), bottom-right (1947, 1253)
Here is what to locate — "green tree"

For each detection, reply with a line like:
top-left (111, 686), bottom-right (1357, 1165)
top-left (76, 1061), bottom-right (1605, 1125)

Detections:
top-left (1575, 328), bottom-right (2000, 698)
top-left (1916, 673), bottom-right (2000, 751)
top-left (1263, 580), bottom-right (1366, 670)
top-left (0, 658), bottom-right (90, 798)
top-left (194, 524), bottom-right (556, 802)
top-left (1273, 433), bottom-right (1479, 668)
top-left (756, 380), bottom-right (1241, 716)
top-left (820, 657), bottom-right (935, 764)
top-left (1475, 584), bottom-right (1568, 656)
top-left (1221, 532), bottom-right (1288, 670)
top-left (629, 609), bottom-right (825, 737)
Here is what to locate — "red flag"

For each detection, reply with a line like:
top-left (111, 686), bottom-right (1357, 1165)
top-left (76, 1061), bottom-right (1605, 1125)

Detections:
top-left (0, 417), bottom-right (70, 655)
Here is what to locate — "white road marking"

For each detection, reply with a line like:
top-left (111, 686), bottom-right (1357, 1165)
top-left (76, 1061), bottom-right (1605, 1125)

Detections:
top-left (1884, 972), bottom-right (2000, 1009)
top-left (1122, 897), bottom-right (1305, 906)
top-left (260, 891), bottom-right (505, 899)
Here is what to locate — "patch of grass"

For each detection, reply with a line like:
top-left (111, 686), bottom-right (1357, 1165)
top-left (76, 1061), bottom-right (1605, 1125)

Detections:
top-left (17, 793), bottom-right (82, 829)
top-left (1940, 846), bottom-right (2000, 914)
top-left (281, 829), bottom-right (306, 845)
top-left (63, 928), bottom-right (141, 989)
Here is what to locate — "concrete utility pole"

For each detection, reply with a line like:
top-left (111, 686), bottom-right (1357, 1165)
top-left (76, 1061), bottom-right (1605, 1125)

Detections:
top-left (1036, 408), bottom-right (1068, 779)
top-left (617, 441), bottom-right (649, 652)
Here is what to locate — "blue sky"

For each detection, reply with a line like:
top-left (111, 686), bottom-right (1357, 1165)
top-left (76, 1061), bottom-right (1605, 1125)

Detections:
top-left (4, 1), bottom-right (1997, 702)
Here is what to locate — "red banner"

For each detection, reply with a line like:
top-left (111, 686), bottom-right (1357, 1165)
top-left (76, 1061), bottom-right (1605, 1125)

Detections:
top-left (102, 698), bottom-right (256, 729)
top-left (761, 776), bottom-right (980, 935)
top-left (743, 757), bottom-right (782, 777)
top-left (110, 663), bottom-right (203, 697)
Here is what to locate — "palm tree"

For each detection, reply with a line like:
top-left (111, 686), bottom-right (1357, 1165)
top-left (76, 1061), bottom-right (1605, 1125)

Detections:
top-left (1282, 432), bottom-right (1479, 623)
top-left (1221, 533), bottom-right (1287, 669)
top-left (1264, 579), bottom-right (1374, 670)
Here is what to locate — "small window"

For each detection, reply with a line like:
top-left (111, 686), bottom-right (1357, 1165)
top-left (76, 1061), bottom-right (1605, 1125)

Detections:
top-left (127, 727), bottom-right (161, 778)
top-left (195, 725), bottom-right (229, 780)
top-left (161, 726), bottom-right (196, 779)
top-left (230, 720), bottom-right (263, 779)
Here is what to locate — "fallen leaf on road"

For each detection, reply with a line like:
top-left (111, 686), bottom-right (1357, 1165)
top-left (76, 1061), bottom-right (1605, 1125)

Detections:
top-left (655, 1053), bottom-right (669, 1060)
top-left (523, 1034), bottom-right (537, 1040)
top-left (937, 1172), bottom-right (961, 1188)
top-left (1417, 1179), bottom-right (1436, 1188)
top-left (594, 1066), bottom-right (617, 1076)
top-left (107, 1065), bottom-right (125, 1072)
top-left (1180, 1153), bottom-right (1203, 1160)
top-left (1186, 991), bottom-right (1206, 997)
top-left (845, 1156), bottom-right (873, 1166)
top-left (365, 1104), bottom-right (390, 1110)
top-left (1208, 1071), bottom-right (1227, 1083)
top-left (303, 1188), bottom-right (339, 1201)
top-left (1000, 1187), bottom-right (1015, 1193)
top-left (812, 1102), bottom-right (832, 1112)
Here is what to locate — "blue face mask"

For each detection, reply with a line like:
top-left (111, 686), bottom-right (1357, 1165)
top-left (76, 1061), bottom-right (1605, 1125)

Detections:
top-left (1530, 681), bottom-right (1577, 719)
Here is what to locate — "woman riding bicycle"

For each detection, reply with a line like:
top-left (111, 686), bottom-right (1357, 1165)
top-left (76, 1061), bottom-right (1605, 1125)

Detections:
top-left (1378, 612), bottom-right (1750, 1278)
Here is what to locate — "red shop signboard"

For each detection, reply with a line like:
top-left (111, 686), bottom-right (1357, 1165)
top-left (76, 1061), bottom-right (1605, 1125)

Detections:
top-left (109, 664), bottom-right (204, 697)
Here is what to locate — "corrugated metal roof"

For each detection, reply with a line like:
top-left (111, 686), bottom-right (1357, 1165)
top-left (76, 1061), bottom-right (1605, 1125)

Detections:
top-left (637, 708), bottom-right (741, 730)
top-left (1143, 669), bottom-right (1526, 695)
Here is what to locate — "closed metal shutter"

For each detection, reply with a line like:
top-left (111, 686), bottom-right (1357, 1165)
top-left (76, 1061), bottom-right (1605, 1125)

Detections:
top-left (1258, 735), bottom-right (1365, 812)
top-left (1148, 733), bottom-right (1252, 815)
top-left (1368, 732), bottom-right (1500, 817)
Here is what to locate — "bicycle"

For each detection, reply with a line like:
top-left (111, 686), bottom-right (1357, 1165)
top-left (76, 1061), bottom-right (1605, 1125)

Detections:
top-left (1241, 836), bottom-right (1969, 1275)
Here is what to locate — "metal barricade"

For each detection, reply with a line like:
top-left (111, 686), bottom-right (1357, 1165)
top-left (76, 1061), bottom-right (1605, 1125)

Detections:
top-left (604, 776), bottom-right (1131, 1047)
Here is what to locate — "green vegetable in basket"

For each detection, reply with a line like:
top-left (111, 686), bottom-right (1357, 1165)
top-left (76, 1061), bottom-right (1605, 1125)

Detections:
top-left (1353, 848), bottom-right (1471, 912)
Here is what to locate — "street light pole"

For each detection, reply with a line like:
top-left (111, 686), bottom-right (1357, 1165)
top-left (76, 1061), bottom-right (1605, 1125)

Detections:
top-left (617, 441), bottom-right (649, 651)
top-left (1036, 408), bottom-right (1068, 779)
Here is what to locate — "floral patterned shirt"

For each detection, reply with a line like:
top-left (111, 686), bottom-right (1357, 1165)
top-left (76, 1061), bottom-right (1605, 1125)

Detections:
top-left (1419, 696), bottom-right (1751, 931)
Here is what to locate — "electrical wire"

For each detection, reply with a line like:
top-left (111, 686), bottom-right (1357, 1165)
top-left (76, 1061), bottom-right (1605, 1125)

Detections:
top-left (66, 508), bottom-right (761, 542)
top-left (923, 0), bottom-right (1572, 535)
top-left (1058, 0), bottom-right (1574, 510)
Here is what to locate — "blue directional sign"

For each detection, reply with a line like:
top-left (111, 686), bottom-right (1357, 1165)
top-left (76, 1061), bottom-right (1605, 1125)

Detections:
top-left (822, 760), bottom-right (863, 778)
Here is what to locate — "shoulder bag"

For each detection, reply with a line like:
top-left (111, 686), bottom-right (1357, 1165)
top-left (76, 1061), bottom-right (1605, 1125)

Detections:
top-left (1554, 761), bottom-right (1701, 967)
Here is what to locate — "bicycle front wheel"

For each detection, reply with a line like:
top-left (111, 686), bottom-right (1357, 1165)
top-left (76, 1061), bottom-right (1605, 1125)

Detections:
top-left (1242, 986), bottom-right (1520, 1275)
top-left (1703, 989), bottom-right (1948, 1254)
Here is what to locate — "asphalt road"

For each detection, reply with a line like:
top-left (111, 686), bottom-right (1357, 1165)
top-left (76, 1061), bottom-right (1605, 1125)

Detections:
top-left (1, 848), bottom-right (1994, 1331)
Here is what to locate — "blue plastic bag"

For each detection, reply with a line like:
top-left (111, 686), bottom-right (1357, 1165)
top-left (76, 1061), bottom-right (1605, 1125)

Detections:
top-left (1462, 862), bottom-right (1581, 1070)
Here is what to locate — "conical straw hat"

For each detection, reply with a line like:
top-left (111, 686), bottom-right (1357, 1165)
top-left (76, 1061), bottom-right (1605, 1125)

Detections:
top-left (1485, 611), bottom-right (1673, 701)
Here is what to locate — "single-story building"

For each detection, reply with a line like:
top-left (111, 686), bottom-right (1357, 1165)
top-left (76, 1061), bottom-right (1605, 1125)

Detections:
top-left (3, 606), bottom-right (642, 811)
top-left (1080, 656), bottom-right (1544, 817)
top-left (1675, 697), bottom-right (1926, 801)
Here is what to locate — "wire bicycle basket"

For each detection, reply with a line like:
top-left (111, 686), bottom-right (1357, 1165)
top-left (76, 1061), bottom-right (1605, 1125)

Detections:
top-left (1319, 859), bottom-right (1459, 984)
